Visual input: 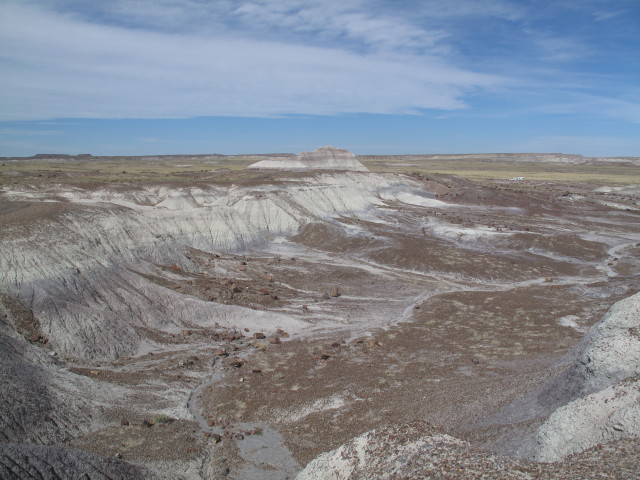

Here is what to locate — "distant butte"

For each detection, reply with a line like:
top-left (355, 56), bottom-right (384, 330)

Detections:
top-left (248, 146), bottom-right (368, 171)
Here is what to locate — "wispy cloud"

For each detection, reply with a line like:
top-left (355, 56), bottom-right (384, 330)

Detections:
top-left (1, 0), bottom-right (639, 157)
top-left (530, 34), bottom-right (590, 62)
top-left (534, 94), bottom-right (640, 123)
top-left (0, 128), bottom-right (61, 136)
top-left (0, 2), bottom-right (500, 121)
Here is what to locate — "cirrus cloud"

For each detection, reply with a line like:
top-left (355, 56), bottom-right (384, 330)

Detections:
top-left (0, 1), bottom-right (501, 121)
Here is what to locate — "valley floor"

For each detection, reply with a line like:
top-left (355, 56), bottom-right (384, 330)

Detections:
top-left (1, 166), bottom-right (639, 479)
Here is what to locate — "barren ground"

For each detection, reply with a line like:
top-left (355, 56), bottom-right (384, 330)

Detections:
top-left (1, 155), bottom-right (639, 479)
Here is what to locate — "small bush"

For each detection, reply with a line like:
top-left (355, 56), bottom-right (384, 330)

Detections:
top-left (153, 413), bottom-right (172, 424)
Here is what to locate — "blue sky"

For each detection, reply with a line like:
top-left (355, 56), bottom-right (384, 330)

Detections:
top-left (0, 0), bottom-right (639, 157)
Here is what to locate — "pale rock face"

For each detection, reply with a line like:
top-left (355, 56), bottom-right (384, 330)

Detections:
top-left (0, 305), bottom-right (103, 444)
top-left (570, 291), bottom-right (640, 391)
top-left (247, 157), bottom-right (308, 170)
top-left (0, 172), bottom-right (410, 361)
top-left (532, 378), bottom-right (640, 462)
top-left (525, 291), bottom-right (640, 461)
top-left (534, 291), bottom-right (640, 410)
top-left (297, 292), bottom-right (640, 475)
top-left (296, 429), bottom-right (468, 480)
top-left (248, 146), bottom-right (368, 171)
top-left (0, 170), bottom-right (451, 457)
top-left (499, 291), bottom-right (640, 461)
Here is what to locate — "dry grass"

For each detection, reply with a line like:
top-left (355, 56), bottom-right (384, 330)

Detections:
top-left (0, 157), bottom-right (257, 186)
top-left (360, 158), bottom-right (640, 185)
top-left (1, 155), bottom-right (638, 187)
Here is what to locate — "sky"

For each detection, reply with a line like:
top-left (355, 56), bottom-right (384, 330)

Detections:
top-left (0, 0), bottom-right (639, 157)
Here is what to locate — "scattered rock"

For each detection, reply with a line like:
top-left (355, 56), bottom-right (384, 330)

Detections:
top-left (207, 419), bottom-right (216, 427)
top-left (275, 329), bottom-right (289, 338)
top-left (252, 368), bottom-right (262, 374)
top-left (120, 419), bottom-right (129, 426)
top-left (365, 338), bottom-right (379, 348)
top-left (269, 336), bottom-right (281, 344)
top-left (254, 332), bottom-right (266, 339)
top-left (28, 333), bottom-right (43, 343)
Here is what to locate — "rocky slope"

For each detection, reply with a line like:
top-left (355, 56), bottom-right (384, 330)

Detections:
top-left (511, 291), bottom-right (640, 461)
top-left (1, 164), bottom-right (639, 479)
top-left (296, 292), bottom-right (640, 478)
top-left (0, 172), bottom-right (403, 362)
top-left (0, 170), bottom-right (435, 477)
top-left (0, 443), bottom-right (160, 479)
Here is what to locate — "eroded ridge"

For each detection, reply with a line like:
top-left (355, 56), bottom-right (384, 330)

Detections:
top-left (1, 162), bottom-right (639, 479)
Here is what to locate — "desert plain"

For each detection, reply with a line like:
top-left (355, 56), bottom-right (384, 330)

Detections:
top-left (0, 148), bottom-right (639, 479)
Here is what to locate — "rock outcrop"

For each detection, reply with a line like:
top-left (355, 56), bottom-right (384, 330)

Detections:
top-left (248, 146), bottom-right (368, 171)
top-left (515, 291), bottom-right (640, 461)
top-left (296, 422), bottom-right (534, 480)
top-left (298, 292), bottom-right (640, 477)
top-left (0, 443), bottom-right (159, 479)
top-left (0, 300), bottom-right (101, 445)
top-left (0, 172), bottom-right (401, 361)
top-left (487, 291), bottom-right (640, 462)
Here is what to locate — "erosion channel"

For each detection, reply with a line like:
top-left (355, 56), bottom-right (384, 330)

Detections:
top-left (1, 157), bottom-right (640, 479)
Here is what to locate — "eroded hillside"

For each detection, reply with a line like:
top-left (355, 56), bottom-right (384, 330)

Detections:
top-left (1, 158), bottom-right (639, 479)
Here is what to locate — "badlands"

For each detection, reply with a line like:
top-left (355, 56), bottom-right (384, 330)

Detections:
top-left (0, 146), bottom-right (639, 479)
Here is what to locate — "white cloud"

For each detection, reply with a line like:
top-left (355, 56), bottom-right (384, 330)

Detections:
top-left (0, 2), bottom-right (500, 121)
top-left (535, 94), bottom-right (640, 123)
top-left (531, 34), bottom-right (590, 62)
top-left (0, 129), bottom-right (60, 136)
top-left (413, 0), bottom-right (525, 21)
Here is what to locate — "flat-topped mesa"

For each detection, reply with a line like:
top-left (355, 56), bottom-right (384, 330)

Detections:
top-left (248, 146), bottom-right (368, 171)
top-left (297, 146), bottom-right (367, 171)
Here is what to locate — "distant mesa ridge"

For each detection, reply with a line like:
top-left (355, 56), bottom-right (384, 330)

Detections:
top-left (248, 146), bottom-right (368, 171)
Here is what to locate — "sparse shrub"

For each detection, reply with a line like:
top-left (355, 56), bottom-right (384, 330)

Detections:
top-left (153, 413), bottom-right (172, 424)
